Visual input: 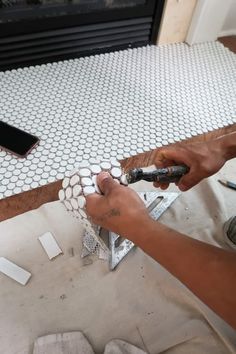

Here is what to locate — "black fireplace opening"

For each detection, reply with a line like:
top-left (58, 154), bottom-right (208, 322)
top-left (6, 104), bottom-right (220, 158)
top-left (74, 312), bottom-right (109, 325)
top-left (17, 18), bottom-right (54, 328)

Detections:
top-left (0, 0), bottom-right (165, 71)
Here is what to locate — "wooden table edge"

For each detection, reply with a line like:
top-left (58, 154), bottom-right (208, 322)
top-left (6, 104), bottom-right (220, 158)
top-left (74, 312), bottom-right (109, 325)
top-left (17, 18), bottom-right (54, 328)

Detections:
top-left (0, 124), bottom-right (235, 222)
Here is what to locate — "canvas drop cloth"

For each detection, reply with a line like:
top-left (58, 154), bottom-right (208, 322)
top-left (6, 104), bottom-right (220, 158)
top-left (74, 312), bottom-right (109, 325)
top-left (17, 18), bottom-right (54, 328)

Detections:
top-left (0, 160), bottom-right (236, 354)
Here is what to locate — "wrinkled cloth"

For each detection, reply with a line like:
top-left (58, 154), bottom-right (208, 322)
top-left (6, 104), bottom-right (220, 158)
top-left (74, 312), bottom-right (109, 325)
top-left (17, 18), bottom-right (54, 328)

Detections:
top-left (33, 332), bottom-right (95, 354)
top-left (223, 216), bottom-right (236, 249)
top-left (33, 332), bottom-right (146, 354)
top-left (0, 160), bottom-right (236, 354)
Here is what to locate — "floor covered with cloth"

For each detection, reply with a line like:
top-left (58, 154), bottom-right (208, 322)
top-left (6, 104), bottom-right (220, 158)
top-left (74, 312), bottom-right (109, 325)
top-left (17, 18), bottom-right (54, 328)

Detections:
top-left (0, 159), bottom-right (236, 354)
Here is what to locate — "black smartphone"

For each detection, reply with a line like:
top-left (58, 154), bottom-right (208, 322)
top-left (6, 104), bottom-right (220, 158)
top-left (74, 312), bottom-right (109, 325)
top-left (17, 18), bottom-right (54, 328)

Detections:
top-left (0, 121), bottom-right (39, 158)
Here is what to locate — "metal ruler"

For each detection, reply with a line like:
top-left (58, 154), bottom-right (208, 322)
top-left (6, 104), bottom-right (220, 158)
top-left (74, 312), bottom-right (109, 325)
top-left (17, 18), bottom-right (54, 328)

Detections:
top-left (109, 191), bottom-right (179, 270)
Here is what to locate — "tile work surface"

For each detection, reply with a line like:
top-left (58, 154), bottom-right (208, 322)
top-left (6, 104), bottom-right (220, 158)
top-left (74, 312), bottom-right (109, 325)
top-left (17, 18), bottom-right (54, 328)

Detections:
top-left (0, 42), bottom-right (235, 199)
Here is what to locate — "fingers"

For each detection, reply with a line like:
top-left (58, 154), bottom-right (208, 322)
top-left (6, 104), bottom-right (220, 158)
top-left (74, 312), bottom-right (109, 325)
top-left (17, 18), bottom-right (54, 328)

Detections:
top-left (154, 170), bottom-right (201, 192)
top-left (96, 171), bottom-right (119, 196)
top-left (155, 148), bottom-right (189, 167)
top-left (154, 147), bottom-right (193, 191)
top-left (178, 170), bottom-right (202, 191)
top-left (153, 181), bottom-right (169, 190)
top-left (155, 156), bottom-right (176, 168)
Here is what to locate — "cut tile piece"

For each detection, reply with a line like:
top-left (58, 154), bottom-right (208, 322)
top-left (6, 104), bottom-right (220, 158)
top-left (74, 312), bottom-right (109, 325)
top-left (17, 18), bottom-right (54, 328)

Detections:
top-left (73, 184), bottom-right (82, 198)
top-left (90, 165), bottom-right (102, 174)
top-left (38, 232), bottom-right (63, 260)
top-left (62, 177), bottom-right (70, 189)
top-left (65, 186), bottom-right (72, 199)
top-left (100, 162), bottom-right (111, 171)
top-left (83, 186), bottom-right (96, 196)
top-left (77, 195), bottom-right (86, 208)
top-left (92, 175), bottom-right (101, 194)
top-left (70, 174), bottom-right (80, 187)
top-left (64, 200), bottom-right (73, 211)
top-left (111, 167), bottom-right (122, 178)
top-left (0, 257), bottom-right (31, 285)
top-left (71, 198), bottom-right (78, 210)
top-left (79, 208), bottom-right (87, 219)
top-left (120, 174), bottom-right (128, 186)
top-left (81, 177), bottom-right (93, 186)
top-left (78, 161), bottom-right (90, 168)
top-left (58, 189), bottom-right (65, 201)
top-left (110, 158), bottom-right (121, 167)
top-left (79, 168), bottom-right (91, 177)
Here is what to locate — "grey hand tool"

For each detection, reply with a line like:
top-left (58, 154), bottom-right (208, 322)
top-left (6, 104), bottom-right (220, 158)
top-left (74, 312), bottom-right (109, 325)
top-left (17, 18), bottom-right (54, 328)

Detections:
top-left (125, 165), bottom-right (189, 184)
top-left (101, 191), bottom-right (179, 270)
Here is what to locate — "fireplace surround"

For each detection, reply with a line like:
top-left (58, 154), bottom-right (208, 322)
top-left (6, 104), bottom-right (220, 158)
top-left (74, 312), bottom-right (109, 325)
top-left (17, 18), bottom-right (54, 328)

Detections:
top-left (0, 0), bottom-right (165, 70)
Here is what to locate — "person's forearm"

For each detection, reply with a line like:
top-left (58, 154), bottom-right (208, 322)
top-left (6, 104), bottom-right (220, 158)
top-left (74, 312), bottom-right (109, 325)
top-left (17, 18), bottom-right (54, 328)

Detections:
top-left (212, 132), bottom-right (236, 161)
top-left (128, 219), bottom-right (236, 329)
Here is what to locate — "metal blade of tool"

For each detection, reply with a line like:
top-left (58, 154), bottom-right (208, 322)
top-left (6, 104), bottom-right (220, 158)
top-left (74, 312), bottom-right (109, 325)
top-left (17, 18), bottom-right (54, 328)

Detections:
top-left (108, 191), bottom-right (179, 270)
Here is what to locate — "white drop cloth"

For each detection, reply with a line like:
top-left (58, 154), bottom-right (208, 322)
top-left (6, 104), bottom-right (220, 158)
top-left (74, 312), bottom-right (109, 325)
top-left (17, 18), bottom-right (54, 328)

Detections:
top-left (0, 160), bottom-right (236, 354)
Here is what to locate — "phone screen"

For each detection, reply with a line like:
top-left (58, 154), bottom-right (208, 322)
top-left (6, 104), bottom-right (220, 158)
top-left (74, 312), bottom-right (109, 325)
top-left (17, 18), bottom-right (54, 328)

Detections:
top-left (0, 121), bottom-right (39, 158)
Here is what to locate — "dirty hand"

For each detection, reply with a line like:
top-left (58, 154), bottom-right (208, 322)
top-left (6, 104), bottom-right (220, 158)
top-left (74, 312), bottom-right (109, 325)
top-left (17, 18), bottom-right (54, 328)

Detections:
top-left (154, 141), bottom-right (226, 191)
top-left (86, 172), bottom-right (151, 238)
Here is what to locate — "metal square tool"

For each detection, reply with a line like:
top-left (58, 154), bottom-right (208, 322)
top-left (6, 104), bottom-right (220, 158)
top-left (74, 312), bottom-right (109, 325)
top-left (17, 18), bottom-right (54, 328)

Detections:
top-left (107, 191), bottom-right (179, 270)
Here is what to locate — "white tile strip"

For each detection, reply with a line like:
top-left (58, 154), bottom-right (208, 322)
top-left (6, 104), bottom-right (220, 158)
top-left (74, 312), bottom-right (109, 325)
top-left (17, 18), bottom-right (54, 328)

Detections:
top-left (0, 42), bottom-right (235, 199)
top-left (0, 257), bottom-right (31, 285)
top-left (38, 232), bottom-right (62, 260)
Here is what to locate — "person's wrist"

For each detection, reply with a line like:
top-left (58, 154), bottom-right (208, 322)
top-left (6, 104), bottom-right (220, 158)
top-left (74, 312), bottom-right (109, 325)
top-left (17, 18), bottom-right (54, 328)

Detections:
top-left (125, 215), bottom-right (158, 244)
top-left (207, 138), bottom-right (227, 164)
top-left (219, 133), bottom-right (236, 161)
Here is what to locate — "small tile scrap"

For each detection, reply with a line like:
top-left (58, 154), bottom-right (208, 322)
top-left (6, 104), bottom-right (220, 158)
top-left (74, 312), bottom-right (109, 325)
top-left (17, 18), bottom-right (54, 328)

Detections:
top-left (38, 232), bottom-right (63, 260)
top-left (0, 257), bottom-right (31, 285)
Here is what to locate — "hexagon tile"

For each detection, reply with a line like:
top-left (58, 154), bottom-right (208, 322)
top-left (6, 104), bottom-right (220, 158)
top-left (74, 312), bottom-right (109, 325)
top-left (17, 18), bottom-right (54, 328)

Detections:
top-left (0, 42), bottom-right (235, 199)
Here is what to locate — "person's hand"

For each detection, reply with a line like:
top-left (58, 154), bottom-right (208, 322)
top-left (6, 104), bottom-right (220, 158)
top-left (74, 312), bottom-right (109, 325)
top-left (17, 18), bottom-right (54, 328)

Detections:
top-left (86, 172), bottom-right (151, 238)
top-left (154, 140), bottom-right (226, 191)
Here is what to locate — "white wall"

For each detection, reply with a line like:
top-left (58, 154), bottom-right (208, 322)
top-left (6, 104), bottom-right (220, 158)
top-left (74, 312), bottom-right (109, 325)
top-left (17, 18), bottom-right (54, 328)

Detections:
top-left (220, 0), bottom-right (236, 37)
top-left (186, 0), bottom-right (232, 45)
top-left (157, 0), bottom-right (235, 45)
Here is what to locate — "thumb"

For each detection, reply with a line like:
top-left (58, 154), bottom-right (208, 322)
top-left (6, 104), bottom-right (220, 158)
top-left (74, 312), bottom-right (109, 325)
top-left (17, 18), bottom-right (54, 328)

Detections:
top-left (178, 170), bottom-right (202, 191)
top-left (97, 172), bottom-right (117, 195)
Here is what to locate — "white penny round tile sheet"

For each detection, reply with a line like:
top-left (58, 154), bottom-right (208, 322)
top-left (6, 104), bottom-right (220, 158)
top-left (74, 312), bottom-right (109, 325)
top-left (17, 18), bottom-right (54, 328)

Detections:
top-left (0, 42), bottom-right (235, 199)
top-left (59, 158), bottom-right (126, 256)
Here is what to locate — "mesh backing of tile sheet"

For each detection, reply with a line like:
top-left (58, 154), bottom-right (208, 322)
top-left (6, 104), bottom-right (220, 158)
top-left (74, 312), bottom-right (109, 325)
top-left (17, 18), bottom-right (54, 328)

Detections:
top-left (0, 42), bottom-right (235, 199)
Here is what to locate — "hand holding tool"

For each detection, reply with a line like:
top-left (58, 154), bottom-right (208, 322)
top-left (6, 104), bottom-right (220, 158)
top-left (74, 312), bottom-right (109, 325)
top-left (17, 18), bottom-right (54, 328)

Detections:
top-left (125, 165), bottom-right (189, 185)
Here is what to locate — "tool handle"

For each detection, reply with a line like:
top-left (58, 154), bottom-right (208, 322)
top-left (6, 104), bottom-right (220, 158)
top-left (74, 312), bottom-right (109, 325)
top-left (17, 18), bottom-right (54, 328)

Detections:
top-left (127, 165), bottom-right (189, 184)
top-left (155, 165), bottom-right (189, 183)
top-left (127, 165), bottom-right (189, 183)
